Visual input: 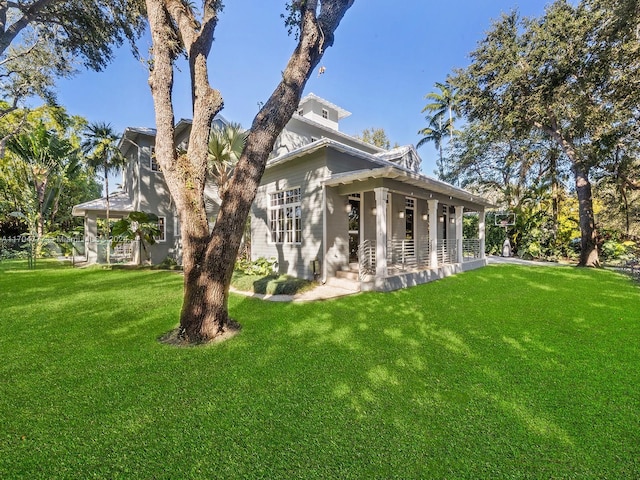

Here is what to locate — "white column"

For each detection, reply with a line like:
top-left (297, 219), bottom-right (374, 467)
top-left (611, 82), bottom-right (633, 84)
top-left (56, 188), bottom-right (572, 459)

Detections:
top-left (427, 199), bottom-right (439, 268)
top-left (478, 208), bottom-right (486, 259)
top-left (455, 205), bottom-right (464, 264)
top-left (85, 213), bottom-right (98, 264)
top-left (375, 187), bottom-right (388, 278)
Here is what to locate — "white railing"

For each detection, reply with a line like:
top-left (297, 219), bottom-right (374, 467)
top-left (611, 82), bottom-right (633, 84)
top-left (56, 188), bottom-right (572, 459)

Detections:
top-left (436, 239), bottom-right (458, 265)
top-left (463, 239), bottom-right (481, 261)
top-left (387, 239), bottom-right (418, 270)
top-left (358, 239), bottom-right (376, 279)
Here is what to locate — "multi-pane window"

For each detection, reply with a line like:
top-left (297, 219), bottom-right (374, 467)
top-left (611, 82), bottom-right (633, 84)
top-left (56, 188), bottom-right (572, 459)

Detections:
top-left (150, 146), bottom-right (160, 172)
top-left (270, 187), bottom-right (301, 244)
top-left (156, 217), bottom-right (166, 242)
top-left (321, 108), bottom-right (329, 119)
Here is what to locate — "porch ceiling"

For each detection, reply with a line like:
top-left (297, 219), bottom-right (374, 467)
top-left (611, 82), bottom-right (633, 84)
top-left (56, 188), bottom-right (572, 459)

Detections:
top-left (323, 166), bottom-right (495, 208)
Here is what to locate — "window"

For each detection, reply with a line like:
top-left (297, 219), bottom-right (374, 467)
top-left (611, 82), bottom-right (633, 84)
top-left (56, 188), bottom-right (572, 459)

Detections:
top-left (156, 217), bottom-right (166, 242)
top-left (321, 108), bottom-right (329, 119)
top-left (298, 108), bottom-right (304, 116)
top-left (174, 216), bottom-right (180, 237)
top-left (270, 187), bottom-right (301, 244)
top-left (405, 197), bottom-right (415, 240)
top-left (150, 146), bottom-right (160, 172)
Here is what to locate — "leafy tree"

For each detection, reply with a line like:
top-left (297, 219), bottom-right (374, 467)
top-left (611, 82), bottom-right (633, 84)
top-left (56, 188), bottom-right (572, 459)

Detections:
top-left (6, 122), bottom-right (78, 238)
top-left (145, 0), bottom-right (355, 343)
top-left (417, 113), bottom-right (450, 179)
top-left (111, 211), bottom-right (161, 265)
top-left (81, 122), bottom-right (127, 266)
top-left (356, 127), bottom-right (392, 149)
top-left (451, 1), bottom-right (639, 267)
top-left (207, 122), bottom-right (247, 199)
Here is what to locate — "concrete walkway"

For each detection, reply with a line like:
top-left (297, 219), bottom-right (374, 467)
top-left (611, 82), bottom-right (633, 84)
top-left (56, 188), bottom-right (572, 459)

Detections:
top-left (487, 255), bottom-right (569, 267)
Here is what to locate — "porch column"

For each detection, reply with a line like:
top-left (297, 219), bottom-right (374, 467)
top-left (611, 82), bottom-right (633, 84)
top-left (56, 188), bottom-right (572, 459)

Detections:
top-left (455, 205), bottom-right (464, 264)
top-left (427, 199), bottom-right (439, 268)
top-left (478, 208), bottom-right (486, 259)
top-left (374, 187), bottom-right (388, 278)
top-left (85, 213), bottom-right (98, 264)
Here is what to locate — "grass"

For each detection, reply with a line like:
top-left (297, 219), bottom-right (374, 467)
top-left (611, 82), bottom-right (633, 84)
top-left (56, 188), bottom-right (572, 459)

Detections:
top-left (1, 260), bottom-right (639, 478)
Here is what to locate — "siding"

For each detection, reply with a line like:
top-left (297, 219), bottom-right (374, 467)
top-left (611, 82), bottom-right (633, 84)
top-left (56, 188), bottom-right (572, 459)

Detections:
top-left (251, 151), bottom-right (328, 279)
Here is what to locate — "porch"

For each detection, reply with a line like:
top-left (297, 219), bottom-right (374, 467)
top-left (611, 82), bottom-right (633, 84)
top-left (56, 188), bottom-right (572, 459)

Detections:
top-left (323, 168), bottom-right (491, 292)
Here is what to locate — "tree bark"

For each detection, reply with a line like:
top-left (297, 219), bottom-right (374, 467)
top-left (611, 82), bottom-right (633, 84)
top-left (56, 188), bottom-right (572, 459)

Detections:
top-left (573, 164), bottom-right (600, 267)
top-left (146, 0), bottom-right (354, 343)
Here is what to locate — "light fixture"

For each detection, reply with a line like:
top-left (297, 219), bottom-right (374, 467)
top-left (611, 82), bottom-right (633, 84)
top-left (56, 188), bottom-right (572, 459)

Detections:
top-left (422, 213), bottom-right (428, 221)
top-left (398, 211), bottom-right (405, 219)
top-left (345, 203), bottom-right (352, 214)
top-left (439, 216), bottom-right (445, 223)
top-left (371, 207), bottom-right (377, 216)
top-left (450, 217), bottom-right (456, 224)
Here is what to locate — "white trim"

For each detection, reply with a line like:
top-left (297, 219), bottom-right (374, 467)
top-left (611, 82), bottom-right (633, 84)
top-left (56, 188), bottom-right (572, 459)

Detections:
top-left (268, 186), bottom-right (302, 245)
top-left (156, 216), bottom-right (166, 243)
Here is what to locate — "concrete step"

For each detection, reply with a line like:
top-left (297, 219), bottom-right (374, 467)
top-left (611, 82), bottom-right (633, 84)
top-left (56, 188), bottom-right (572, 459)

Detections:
top-left (326, 276), bottom-right (361, 292)
top-left (340, 263), bottom-right (360, 272)
top-left (335, 269), bottom-right (359, 281)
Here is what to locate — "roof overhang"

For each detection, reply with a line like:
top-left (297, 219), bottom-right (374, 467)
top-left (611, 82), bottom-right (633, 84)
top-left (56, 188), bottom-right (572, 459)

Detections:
top-left (72, 192), bottom-right (135, 217)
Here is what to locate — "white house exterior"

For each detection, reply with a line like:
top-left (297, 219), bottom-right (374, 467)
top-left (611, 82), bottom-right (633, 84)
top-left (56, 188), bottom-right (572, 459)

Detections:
top-left (73, 94), bottom-right (492, 291)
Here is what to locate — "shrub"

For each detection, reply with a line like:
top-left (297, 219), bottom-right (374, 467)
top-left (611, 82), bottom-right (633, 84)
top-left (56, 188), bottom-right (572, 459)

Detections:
top-left (234, 256), bottom-right (277, 276)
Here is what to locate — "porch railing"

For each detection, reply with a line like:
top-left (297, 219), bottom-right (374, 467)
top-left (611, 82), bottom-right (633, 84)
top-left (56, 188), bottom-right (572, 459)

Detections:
top-left (463, 239), bottom-right (481, 261)
top-left (387, 239), bottom-right (418, 270)
top-left (358, 237), bottom-right (480, 277)
top-left (436, 239), bottom-right (458, 265)
top-left (358, 239), bottom-right (376, 279)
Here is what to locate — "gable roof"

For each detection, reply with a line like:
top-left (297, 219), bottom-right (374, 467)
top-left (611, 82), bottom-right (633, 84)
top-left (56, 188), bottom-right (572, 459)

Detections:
top-left (266, 138), bottom-right (494, 208)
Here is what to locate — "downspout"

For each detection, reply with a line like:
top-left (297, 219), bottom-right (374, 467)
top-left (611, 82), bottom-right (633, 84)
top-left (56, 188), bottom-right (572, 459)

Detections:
top-left (321, 184), bottom-right (327, 284)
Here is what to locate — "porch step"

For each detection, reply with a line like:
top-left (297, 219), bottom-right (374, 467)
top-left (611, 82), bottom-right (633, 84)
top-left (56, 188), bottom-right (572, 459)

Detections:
top-left (340, 263), bottom-right (359, 272)
top-left (326, 276), bottom-right (361, 292)
top-left (335, 269), bottom-right (359, 281)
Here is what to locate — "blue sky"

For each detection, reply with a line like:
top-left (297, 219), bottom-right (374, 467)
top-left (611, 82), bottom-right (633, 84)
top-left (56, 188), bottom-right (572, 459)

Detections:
top-left (56, 0), bottom-right (553, 177)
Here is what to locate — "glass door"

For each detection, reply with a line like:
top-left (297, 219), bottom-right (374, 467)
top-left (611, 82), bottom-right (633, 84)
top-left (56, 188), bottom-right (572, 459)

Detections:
top-left (348, 195), bottom-right (361, 263)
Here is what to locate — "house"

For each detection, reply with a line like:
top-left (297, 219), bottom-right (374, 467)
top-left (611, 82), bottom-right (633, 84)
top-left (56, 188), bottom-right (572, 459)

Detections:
top-left (73, 94), bottom-right (492, 291)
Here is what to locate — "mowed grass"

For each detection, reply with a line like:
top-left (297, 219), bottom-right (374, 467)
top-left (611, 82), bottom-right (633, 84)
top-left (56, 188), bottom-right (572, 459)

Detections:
top-left (0, 260), bottom-right (639, 479)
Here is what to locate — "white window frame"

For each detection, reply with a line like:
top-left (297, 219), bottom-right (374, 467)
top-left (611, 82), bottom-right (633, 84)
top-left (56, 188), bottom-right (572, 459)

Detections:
top-left (174, 216), bottom-right (180, 237)
top-left (321, 108), bottom-right (329, 119)
top-left (155, 216), bottom-right (166, 243)
top-left (150, 146), bottom-right (160, 172)
top-left (269, 187), bottom-right (302, 245)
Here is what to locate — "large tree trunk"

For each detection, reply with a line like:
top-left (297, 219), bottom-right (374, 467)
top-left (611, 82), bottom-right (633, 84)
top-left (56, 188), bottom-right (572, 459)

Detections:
top-left (573, 164), bottom-right (600, 267)
top-left (146, 0), bottom-right (354, 343)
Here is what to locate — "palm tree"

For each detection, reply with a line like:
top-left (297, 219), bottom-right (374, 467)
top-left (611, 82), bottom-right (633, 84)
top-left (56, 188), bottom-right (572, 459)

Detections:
top-left (207, 122), bottom-right (247, 199)
top-left (422, 81), bottom-right (458, 145)
top-left (7, 122), bottom-right (78, 238)
top-left (417, 113), bottom-right (450, 179)
top-left (111, 211), bottom-right (160, 265)
top-left (81, 122), bottom-right (126, 265)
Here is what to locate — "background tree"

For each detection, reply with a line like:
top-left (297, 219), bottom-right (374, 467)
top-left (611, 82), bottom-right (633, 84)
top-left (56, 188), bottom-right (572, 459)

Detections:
top-left (145, 0), bottom-right (355, 343)
top-left (111, 211), bottom-right (161, 265)
top-left (6, 122), bottom-right (78, 238)
top-left (207, 122), bottom-right (247, 199)
top-left (417, 113), bottom-right (450, 179)
top-left (82, 122), bottom-right (127, 265)
top-left (450, 1), bottom-right (639, 267)
top-left (356, 127), bottom-right (393, 149)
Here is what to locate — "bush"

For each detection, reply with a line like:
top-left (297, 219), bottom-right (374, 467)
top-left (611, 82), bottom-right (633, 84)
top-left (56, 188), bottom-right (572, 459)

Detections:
top-left (234, 256), bottom-right (277, 276)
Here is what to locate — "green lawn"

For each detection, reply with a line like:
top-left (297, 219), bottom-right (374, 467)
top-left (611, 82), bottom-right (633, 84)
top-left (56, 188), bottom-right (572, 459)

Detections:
top-left (1, 260), bottom-right (639, 479)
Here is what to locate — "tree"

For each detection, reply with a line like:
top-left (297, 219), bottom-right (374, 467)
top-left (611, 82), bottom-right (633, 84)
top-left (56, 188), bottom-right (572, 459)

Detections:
top-left (417, 113), bottom-right (450, 179)
top-left (81, 122), bottom-right (127, 266)
top-left (145, 0), bottom-right (355, 343)
top-left (451, 1), bottom-right (639, 267)
top-left (111, 211), bottom-right (161, 265)
top-left (0, 1), bottom-right (145, 145)
top-left (356, 127), bottom-right (392, 149)
top-left (6, 122), bottom-right (78, 237)
top-left (208, 122), bottom-right (247, 199)
top-left (421, 81), bottom-right (457, 149)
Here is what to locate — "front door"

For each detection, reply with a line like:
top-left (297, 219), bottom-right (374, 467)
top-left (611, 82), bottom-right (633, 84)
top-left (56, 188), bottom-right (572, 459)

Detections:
top-left (348, 196), bottom-right (360, 263)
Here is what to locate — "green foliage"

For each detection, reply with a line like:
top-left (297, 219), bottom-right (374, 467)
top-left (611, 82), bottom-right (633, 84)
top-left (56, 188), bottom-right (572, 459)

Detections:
top-left (231, 271), bottom-right (314, 295)
top-left (356, 127), bottom-right (392, 150)
top-left (111, 211), bottom-right (160, 265)
top-left (1, 263), bottom-right (640, 477)
top-left (234, 256), bottom-right (277, 276)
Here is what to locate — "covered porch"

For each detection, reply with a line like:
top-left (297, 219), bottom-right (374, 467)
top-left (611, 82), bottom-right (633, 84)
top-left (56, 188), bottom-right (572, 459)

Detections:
top-left (323, 166), bottom-right (491, 291)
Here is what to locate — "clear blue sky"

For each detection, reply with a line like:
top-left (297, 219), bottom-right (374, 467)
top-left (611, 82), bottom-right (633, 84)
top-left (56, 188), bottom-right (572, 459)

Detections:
top-left (56, 0), bottom-right (553, 178)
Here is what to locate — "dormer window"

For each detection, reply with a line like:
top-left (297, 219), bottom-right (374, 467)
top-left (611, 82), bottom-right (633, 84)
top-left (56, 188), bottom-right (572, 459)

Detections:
top-left (298, 108), bottom-right (304, 116)
top-left (321, 108), bottom-right (329, 119)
